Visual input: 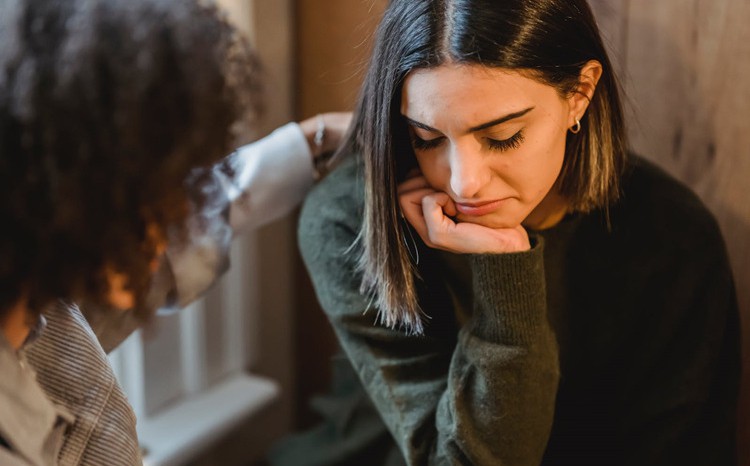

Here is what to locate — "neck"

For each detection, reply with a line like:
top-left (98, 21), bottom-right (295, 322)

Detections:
top-left (523, 188), bottom-right (570, 231)
top-left (1, 296), bottom-right (32, 351)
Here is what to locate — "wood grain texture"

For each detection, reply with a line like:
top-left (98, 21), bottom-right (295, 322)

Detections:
top-left (293, 0), bottom-right (389, 428)
top-left (590, 0), bottom-right (750, 462)
top-left (295, 0), bottom-right (387, 116)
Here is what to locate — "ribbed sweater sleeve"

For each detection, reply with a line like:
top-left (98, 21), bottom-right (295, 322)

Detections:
top-left (298, 159), bottom-right (559, 466)
top-left (469, 246), bottom-right (549, 343)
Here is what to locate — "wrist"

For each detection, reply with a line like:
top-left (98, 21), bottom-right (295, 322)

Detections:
top-left (475, 225), bottom-right (531, 254)
top-left (502, 227), bottom-right (531, 252)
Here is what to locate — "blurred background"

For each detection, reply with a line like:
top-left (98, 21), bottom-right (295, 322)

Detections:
top-left (108, 0), bottom-right (750, 464)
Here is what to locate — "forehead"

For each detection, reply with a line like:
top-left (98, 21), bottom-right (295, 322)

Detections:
top-left (401, 64), bottom-right (562, 123)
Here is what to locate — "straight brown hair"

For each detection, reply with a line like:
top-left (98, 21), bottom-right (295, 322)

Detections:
top-left (343, 0), bottom-right (627, 334)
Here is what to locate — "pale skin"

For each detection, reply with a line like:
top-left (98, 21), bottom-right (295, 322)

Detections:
top-left (299, 112), bottom-right (352, 158)
top-left (1, 112), bottom-right (352, 350)
top-left (398, 61), bottom-right (602, 254)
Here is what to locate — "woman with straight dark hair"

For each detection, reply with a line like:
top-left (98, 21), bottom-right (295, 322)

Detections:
top-left (284, 0), bottom-right (740, 465)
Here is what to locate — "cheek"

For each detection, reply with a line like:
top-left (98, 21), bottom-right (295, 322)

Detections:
top-left (543, 130), bottom-right (568, 183)
top-left (539, 120), bottom-right (567, 162)
top-left (414, 153), bottom-right (449, 190)
top-left (508, 133), bottom-right (566, 199)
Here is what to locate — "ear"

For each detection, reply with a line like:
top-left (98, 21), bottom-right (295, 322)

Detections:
top-left (567, 60), bottom-right (603, 127)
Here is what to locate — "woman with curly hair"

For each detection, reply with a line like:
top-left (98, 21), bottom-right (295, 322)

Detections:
top-left (0, 0), bottom-right (349, 464)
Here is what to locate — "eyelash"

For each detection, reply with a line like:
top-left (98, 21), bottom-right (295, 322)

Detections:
top-left (487, 130), bottom-right (525, 151)
top-left (410, 130), bottom-right (525, 152)
top-left (410, 136), bottom-right (444, 151)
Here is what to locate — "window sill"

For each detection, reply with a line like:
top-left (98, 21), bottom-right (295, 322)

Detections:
top-left (139, 373), bottom-right (279, 466)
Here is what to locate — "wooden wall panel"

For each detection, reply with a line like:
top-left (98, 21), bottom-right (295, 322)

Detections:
top-left (590, 0), bottom-right (750, 462)
top-left (295, 0), bottom-right (388, 117)
top-left (293, 0), bottom-right (388, 428)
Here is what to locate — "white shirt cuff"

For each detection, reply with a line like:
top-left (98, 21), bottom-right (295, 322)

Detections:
top-left (228, 122), bottom-right (314, 233)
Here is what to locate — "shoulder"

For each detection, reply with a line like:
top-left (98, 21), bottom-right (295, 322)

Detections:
top-left (298, 154), bottom-right (364, 261)
top-left (26, 303), bottom-right (141, 464)
top-left (612, 155), bottom-right (726, 256)
top-left (298, 154), bottom-right (373, 317)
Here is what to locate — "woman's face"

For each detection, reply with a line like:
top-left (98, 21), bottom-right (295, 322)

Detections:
top-left (401, 63), bottom-right (577, 230)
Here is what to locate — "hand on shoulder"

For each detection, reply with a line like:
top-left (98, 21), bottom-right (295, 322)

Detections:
top-left (299, 112), bottom-right (352, 159)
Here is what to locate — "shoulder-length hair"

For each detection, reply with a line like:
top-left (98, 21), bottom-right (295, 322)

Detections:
top-left (343, 0), bottom-right (628, 334)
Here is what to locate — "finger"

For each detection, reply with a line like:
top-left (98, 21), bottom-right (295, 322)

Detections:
top-left (399, 188), bottom-right (435, 246)
top-left (399, 188), bottom-right (433, 221)
top-left (440, 194), bottom-right (457, 217)
top-left (421, 192), bottom-right (458, 248)
top-left (425, 191), bottom-right (455, 215)
top-left (400, 205), bottom-right (431, 249)
top-left (320, 112), bottom-right (353, 153)
top-left (424, 205), bottom-right (531, 253)
top-left (322, 112), bottom-right (352, 133)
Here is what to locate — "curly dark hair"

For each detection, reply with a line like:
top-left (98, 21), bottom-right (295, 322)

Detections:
top-left (0, 0), bottom-right (261, 320)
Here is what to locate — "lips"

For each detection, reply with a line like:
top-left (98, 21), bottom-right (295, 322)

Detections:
top-left (455, 198), bottom-right (509, 216)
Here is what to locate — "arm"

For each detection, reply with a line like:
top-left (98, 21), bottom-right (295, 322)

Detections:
top-left (298, 161), bottom-right (559, 465)
top-left (228, 112), bottom-right (352, 233)
top-left (224, 122), bottom-right (314, 234)
top-left (87, 114), bottom-right (351, 351)
top-left (167, 113), bottom-right (350, 308)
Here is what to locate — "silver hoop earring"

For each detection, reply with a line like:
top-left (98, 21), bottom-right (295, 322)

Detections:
top-left (570, 118), bottom-right (582, 134)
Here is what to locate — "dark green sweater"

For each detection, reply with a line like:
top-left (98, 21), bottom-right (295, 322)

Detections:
top-left (283, 155), bottom-right (739, 466)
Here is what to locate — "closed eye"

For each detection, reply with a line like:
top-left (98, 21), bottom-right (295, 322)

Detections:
top-left (411, 135), bottom-right (444, 151)
top-left (487, 130), bottom-right (524, 152)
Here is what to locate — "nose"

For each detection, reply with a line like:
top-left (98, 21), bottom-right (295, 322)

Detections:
top-left (448, 144), bottom-right (485, 199)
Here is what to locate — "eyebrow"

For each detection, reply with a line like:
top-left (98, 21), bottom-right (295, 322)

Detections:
top-left (403, 107), bottom-right (535, 133)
